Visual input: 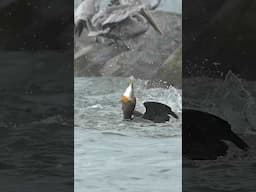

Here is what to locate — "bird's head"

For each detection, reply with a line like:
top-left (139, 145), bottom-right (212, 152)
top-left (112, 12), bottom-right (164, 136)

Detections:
top-left (120, 76), bottom-right (136, 103)
top-left (120, 76), bottom-right (136, 120)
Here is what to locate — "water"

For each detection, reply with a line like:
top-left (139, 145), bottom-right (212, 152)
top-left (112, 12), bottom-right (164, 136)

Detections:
top-left (184, 72), bottom-right (256, 135)
top-left (0, 51), bottom-right (73, 191)
top-left (183, 72), bottom-right (256, 191)
top-left (75, 77), bottom-right (182, 192)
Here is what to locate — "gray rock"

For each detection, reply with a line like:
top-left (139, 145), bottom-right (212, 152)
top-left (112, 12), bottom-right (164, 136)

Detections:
top-left (102, 50), bottom-right (165, 78)
top-left (75, 10), bottom-right (182, 88)
top-left (151, 46), bottom-right (182, 88)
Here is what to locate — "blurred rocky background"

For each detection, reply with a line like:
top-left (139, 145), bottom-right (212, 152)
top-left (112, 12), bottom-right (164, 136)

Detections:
top-left (0, 0), bottom-right (73, 50)
top-left (183, 0), bottom-right (256, 80)
top-left (74, 0), bottom-right (182, 88)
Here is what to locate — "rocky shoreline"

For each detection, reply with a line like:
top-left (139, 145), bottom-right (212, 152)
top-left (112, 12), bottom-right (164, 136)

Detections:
top-left (75, 11), bottom-right (182, 88)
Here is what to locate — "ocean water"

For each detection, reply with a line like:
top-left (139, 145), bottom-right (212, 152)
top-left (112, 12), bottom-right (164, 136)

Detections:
top-left (183, 72), bottom-right (256, 191)
top-left (0, 51), bottom-right (73, 191)
top-left (75, 77), bottom-right (182, 192)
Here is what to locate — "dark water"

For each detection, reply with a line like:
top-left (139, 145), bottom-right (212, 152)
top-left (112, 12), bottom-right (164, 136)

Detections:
top-left (75, 77), bottom-right (182, 192)
top-left (0, 51), bottom-right (73, 191)
top-left (183, 72), bottom-right (256, 191)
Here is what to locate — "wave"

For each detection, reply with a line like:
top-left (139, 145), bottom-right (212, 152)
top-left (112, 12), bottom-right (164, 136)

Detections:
top-left (184, 71), bottom-right (256, 135)
top-left (75, 76), bottom-right (181, 137)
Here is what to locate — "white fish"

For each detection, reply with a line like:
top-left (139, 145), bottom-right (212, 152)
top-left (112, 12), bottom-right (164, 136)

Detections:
top-left (120, 76), bottom-right (136, 102)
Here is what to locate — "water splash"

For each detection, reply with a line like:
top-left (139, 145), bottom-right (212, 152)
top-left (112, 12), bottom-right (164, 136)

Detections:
top-left (75, 76), bottom-right (182, 192)
top-left (184, 71), bottom-right (256, 135)
top-left (75, 76), bottom-right (181, 137)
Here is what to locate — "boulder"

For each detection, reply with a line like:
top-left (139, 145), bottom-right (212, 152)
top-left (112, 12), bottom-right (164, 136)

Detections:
top-left (75, 11), bottom-right (182, 88)
top-left (151, 46), bottom-right (182, 88)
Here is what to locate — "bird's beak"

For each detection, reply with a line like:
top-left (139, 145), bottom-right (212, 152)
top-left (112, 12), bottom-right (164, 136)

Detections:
top-left (141, 8), bottom-right (162, 35)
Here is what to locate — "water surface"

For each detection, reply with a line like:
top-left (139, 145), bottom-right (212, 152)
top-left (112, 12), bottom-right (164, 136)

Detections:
top-left (183, 72), bottom-right (256, 191)
top-left (75, 77), bottom-right (182, 192)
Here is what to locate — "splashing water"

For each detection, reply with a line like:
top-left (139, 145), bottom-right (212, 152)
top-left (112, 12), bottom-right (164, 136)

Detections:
top-left (75, 77), bottom-right (181, 192)
top-left (184, 71), bottom-right (256, 135)
top-left (183, 72), bottom-right (256, 191)
top-left (75, 77), bottom-right (181, 137)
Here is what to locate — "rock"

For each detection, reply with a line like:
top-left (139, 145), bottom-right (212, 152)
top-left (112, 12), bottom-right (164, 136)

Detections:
top-left (74, 43), bottom-right (125, 76)
top-left (75, 11), bottom-right (182, 88)
top-left (151, 46), bottom-right (182, 88)
top-left (102, 50), bottom-right (165, 78)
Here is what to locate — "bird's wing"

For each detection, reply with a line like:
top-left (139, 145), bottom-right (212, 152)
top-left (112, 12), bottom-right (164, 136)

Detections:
top-left (92, 4), bottom-right (145, 27)
top-left (143, 102), bottom-right (178, 122)
top-left (75, 0), bottom-right (98, 23)
top-left (75, 1), bottom-right (88, 22)
top-left (103, 5), bottom-right (145, 25)
top-left (88, 28), bottom-right (110, 37)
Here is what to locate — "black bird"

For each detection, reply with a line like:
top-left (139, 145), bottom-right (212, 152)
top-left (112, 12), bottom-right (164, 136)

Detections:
top-left (183, 109), bottom-right (249, 160)
top-left (120, 77), bottom-right (178, 123)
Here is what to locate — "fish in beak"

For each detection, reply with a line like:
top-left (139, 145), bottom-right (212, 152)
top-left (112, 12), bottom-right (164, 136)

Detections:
top-left (120, 76), bottom-right (136, 120)
top-left (120, 76), bottom-right (135, 103)
top-left (140, 8), bottom-right (162, 35)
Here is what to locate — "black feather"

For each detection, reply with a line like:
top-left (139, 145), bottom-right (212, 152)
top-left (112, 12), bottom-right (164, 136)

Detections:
top-left (142, 101), bottom-right (178, 123)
